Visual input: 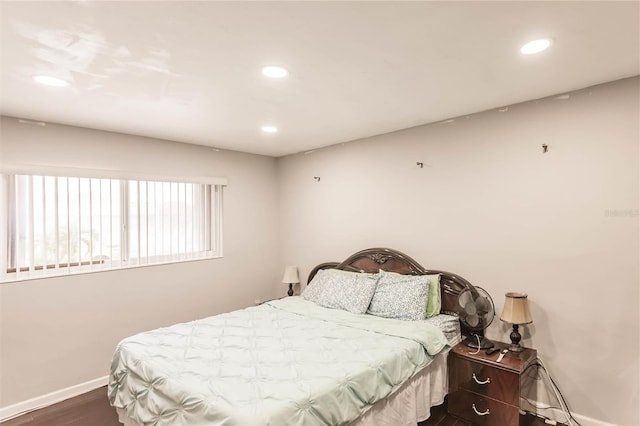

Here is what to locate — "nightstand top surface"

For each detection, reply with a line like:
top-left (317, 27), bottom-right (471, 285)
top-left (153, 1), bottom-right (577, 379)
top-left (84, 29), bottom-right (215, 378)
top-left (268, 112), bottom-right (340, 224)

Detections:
top-left (451, 341), bottom-right (537, 373)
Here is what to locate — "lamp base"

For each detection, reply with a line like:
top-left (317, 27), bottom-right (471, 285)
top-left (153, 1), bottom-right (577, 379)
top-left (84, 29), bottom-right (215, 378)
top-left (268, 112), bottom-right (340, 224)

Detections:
top-left (508, 343), bottom-right (524, 352)
top-left (508, 324), bottom-right (523, 352)
top-left (287, 283), bottom-right (294, 296)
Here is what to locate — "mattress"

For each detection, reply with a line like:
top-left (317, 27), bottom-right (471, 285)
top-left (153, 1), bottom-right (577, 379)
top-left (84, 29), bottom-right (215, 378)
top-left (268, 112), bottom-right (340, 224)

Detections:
top-left (109, 297), bottom-right (456, 426)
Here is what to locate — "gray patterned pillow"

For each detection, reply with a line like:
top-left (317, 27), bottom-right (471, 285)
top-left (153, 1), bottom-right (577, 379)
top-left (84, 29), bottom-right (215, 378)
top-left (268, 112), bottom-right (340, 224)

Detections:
top-left (301, 269), bottom-right (329, 303)
top-left (302, 269), bottom-right (379, 314)
top-left (367, 270), bottom-right (430, 321)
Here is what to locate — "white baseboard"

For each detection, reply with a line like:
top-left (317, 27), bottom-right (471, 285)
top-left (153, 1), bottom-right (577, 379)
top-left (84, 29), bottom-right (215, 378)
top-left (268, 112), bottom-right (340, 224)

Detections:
top-left (546, 407), bottom-right (617, 426)
top-left (525, 378), bottom-right (617, 426)
top-left (0, 375), bottom-right (109, 422)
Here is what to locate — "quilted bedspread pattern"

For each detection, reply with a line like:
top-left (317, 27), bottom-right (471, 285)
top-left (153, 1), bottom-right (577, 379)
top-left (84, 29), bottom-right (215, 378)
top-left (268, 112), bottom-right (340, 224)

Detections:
top-left (108, 297), bottom-right (450, 426)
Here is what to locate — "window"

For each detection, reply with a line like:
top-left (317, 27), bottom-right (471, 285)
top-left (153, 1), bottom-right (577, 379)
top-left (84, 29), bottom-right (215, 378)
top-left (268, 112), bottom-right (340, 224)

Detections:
top-left (2, 173), bottom-right (223, 281)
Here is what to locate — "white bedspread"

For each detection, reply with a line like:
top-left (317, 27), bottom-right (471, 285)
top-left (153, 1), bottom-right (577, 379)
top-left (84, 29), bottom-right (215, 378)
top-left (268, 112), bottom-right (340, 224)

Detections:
top-left (108, 297), bottom-right (450, 426)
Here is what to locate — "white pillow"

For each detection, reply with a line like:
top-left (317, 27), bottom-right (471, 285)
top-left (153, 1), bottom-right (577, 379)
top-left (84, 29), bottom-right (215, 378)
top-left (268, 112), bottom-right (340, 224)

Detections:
top-left (367, 269), bottom-right (430, 321)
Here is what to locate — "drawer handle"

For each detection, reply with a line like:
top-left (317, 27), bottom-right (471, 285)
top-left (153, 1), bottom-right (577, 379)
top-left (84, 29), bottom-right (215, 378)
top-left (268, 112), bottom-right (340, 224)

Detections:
top-left (472, 403), bottom-right (490, 416)
top-left (472, 373), bottom-right (490, 385)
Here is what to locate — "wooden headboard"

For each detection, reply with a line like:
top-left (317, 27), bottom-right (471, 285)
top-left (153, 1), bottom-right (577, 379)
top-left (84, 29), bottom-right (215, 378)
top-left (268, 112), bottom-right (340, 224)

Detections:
top-left (307, 247), bottom-right (475, 316)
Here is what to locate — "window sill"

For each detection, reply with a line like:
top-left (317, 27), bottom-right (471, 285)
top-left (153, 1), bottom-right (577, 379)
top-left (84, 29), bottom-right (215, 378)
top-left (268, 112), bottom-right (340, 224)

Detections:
top-left (0, 255), bottom-right (223, 284)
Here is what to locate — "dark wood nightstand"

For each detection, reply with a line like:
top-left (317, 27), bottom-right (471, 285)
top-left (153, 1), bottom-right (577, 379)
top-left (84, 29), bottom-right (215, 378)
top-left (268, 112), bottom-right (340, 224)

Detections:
top-left (448, 341), bottom-right (537, 425)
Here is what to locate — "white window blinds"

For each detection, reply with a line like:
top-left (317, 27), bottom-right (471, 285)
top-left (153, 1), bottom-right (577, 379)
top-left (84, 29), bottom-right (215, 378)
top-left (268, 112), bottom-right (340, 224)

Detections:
top-left (3, 174), bottom-right (223, 281)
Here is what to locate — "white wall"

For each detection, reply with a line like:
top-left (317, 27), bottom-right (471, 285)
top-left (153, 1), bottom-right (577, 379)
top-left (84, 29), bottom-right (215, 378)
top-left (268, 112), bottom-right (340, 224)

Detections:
top-left (277, 77), bottom-right (639, 425)
top-left (1, 77), bottom-right (638, 424)
top-left (0, 117), bottom-right (282, 406)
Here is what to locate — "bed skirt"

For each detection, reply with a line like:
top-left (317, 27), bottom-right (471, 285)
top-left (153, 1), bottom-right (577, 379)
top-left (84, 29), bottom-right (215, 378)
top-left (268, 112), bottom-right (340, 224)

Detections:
top-left (116, 351), bottom-right (448, 426)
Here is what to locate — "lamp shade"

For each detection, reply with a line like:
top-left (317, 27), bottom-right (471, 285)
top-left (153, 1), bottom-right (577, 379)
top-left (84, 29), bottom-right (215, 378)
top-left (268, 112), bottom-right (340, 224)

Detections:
top-left (282, 266), bottom-right (300, 284)
top-left (500, 292), bottom-right (533, 325)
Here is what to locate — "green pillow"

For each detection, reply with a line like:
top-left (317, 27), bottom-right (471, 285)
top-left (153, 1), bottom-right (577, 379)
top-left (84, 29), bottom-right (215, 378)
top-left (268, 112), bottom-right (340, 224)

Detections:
top-left (425, 274), bottom-right (441, 318)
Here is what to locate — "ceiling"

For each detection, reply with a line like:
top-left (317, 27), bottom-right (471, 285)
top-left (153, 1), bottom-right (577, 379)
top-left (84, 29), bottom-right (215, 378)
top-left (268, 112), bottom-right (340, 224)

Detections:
top-left (1, 2), bottom-right (638, 157)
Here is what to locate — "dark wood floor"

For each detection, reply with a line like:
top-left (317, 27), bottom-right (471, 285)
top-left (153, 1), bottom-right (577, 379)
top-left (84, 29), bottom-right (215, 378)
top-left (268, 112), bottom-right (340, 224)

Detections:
top-left (1, 386), bottom-right (554, 426)
top-left (0, 387), bottom-right (118, 426)
top-left (419, 403), bottom-right (472, 426)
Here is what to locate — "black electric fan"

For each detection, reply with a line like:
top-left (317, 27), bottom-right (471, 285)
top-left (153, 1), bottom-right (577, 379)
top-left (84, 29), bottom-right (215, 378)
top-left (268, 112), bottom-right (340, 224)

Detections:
top-left (457, 286), bottom-right (495, 349)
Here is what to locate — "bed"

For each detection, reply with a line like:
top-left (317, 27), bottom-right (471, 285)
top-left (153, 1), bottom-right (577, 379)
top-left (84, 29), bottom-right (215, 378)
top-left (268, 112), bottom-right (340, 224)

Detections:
top-left (108, 247), bottom-right (477, 426)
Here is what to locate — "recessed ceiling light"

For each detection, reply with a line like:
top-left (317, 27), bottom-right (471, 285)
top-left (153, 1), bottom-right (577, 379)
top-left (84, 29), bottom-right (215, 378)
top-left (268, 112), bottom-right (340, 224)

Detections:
top-left (261, 66), bottom-right (289, 79)
top-left (32, 75), bottom-right (70, 87)
top-left (261, 125), bottom-right (278, 133)
top-left (520, 39), bottom-right (552, 55)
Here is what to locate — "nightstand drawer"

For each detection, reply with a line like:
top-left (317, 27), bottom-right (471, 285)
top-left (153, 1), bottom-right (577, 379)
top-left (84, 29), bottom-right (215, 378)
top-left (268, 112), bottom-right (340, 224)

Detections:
top-left (450, 355), bottom-right (519, 406)
top-left (448, 389), bottom-right (520, 426)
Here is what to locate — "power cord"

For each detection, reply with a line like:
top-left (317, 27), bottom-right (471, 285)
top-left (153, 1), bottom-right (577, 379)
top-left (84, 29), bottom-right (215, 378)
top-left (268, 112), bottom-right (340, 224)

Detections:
top-left (468, 333), bottom-right (482, 355)
top-left (521, 357), bottom-right (583, 426)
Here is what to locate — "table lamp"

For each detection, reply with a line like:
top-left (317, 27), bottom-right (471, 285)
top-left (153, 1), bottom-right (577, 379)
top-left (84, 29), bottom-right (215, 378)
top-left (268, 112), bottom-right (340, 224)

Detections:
top-left (500, 292), bottom-right (533, 352)
top-left (282, 266), bottom-right (299, 296)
